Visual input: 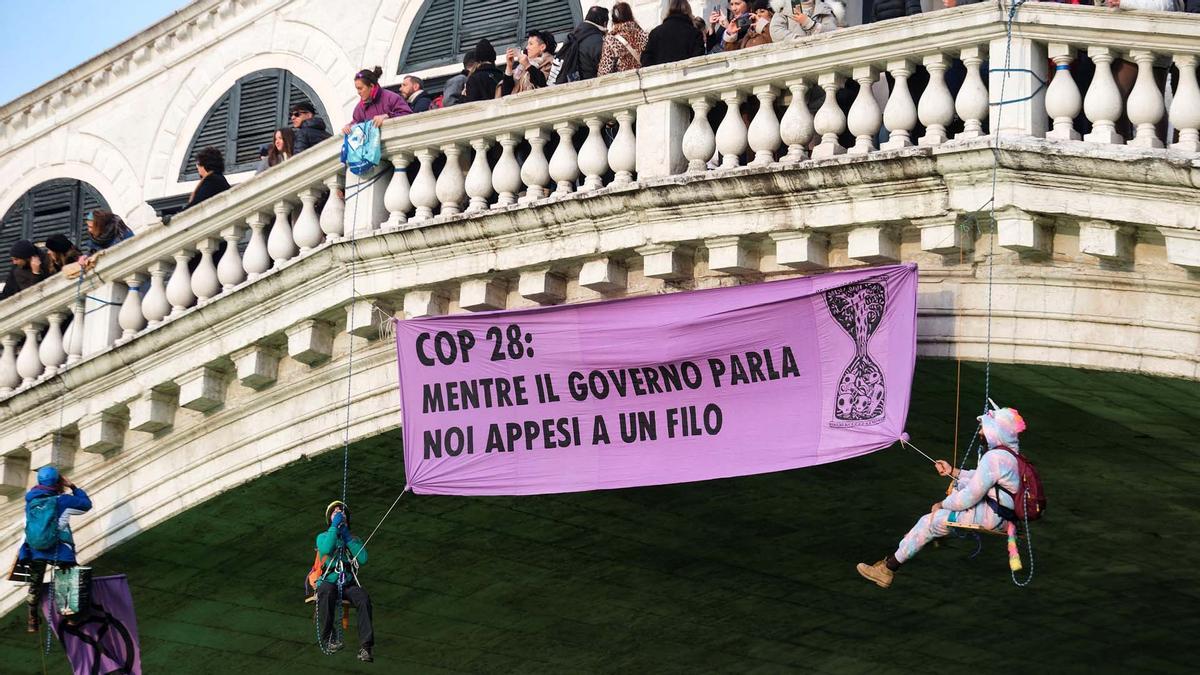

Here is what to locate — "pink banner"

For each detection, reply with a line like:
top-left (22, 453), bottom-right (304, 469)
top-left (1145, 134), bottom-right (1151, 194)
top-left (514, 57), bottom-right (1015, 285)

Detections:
top-left (396, 263), bottom-right (917, 496)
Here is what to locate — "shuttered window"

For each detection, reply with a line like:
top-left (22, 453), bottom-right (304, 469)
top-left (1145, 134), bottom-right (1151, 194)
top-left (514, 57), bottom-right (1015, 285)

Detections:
top-left (399, 0), bottom-right (582, 73)
top-left (0, 179), bottom-right (108, 280)
top-left (179, 69), bottom-right (326, 181)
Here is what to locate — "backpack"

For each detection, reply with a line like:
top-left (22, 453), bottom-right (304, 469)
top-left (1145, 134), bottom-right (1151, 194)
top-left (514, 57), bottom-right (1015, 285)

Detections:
top-left (549, 33), bottom-right (584, 85)
top-left (339, 121), bottom-right (382, 176)
top-left (988, 447), bottom-right (1046, 522)
top-left (430, 94), bottom-right (444, 109)
top-left (25, 495), bottom-right (60, 551)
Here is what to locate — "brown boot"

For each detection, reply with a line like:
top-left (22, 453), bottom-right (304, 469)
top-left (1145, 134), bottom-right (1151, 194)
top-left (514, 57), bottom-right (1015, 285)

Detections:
top-left (856, 559), bottom-right (894, 588)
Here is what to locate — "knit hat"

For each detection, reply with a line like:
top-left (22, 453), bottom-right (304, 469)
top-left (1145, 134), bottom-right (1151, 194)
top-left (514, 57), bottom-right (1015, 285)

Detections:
top-left (475, 38), bottom-right (496, 64)
top-left (45, 234), bottom-right (74, 254)
top-left (978, 407), bottom-right (1026, 451)
top-left (9, 239), bottom-right (37, 260)
top-left (36, 466), bottom-right (60, 487)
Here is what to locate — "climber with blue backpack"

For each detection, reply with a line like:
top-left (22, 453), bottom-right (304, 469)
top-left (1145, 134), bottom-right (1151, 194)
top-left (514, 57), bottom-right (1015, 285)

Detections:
top-left (16, 466), bottom-right (92, 632)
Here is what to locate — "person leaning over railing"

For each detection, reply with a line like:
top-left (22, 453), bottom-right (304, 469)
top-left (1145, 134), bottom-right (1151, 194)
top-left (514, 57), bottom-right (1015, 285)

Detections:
top-left (641, 0), bottom-right (705, 67)
top-left (44, 234), bottom-right (82, 276)
top-left (76, 208), bottom-right (136, 271)
top-left (1, 240), bottom-right (50, 300)
top-left (185, 146), bottom-right (231, 210)
top-left (503, 31), bottom-right (557, 95)
top-left (341, 66), bottom-right (412, 135)
top-left (598, 2), bottom-right (648, 75)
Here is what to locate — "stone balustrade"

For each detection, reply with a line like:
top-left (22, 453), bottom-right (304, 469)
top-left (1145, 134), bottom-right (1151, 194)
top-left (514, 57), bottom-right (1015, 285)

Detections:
top-left (0, 2), bottom-right (1198, 616)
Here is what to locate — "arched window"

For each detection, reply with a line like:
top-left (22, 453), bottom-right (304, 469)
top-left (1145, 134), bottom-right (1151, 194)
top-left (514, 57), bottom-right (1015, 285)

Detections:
top-left (399, 0), bottom-right (581, 74)
top-left (0, 179), bottom-right (109, 278)
top-left (179, 69), bottom-right (328, 181)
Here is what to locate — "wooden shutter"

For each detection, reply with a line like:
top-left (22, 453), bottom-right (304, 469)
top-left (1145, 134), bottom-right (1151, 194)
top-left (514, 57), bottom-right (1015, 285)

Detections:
top-left (234, 72), bottom-right (283, 168)
top-left (401, 0), bottom-right (459, 71)
top-left (460, 0), bottom-right (521, 55)
top-left (29, 180), bottom-right (77, 245)
top-left (183, 93), bottom-right (231, 179)
top-left (523, 0), bottom-right (579, 38)
top-left (399, 0), bottom-right (581, 73)
top-left (0, 198), bottom-right (27, 281)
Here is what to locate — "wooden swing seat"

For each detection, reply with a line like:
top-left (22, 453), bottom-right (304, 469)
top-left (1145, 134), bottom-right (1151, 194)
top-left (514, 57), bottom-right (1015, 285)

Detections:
top-left (946, 521), bottom-right (1025, 540)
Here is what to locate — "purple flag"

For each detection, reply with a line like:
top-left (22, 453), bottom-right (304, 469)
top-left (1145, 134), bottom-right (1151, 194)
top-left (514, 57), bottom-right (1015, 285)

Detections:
top-left (396, 263), bottom-right (918, 495)
top-left (42, 574), bottom-right (142, 675)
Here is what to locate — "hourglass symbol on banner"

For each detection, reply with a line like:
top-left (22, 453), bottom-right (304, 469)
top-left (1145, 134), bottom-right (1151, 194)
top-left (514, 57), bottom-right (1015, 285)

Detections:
top-left (825, 281), bottom-right (887, 427)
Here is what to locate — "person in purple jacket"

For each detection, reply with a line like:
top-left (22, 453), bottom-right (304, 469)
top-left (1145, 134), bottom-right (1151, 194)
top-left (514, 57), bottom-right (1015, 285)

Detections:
top-left (341, 66), bottom-right (411, 135)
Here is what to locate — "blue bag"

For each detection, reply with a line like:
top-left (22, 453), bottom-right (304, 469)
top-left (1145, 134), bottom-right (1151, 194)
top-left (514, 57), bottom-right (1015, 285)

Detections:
top-left (340, 121), bottom-right (382, 176)
top-left (25, 496), bottom-right (60, 551)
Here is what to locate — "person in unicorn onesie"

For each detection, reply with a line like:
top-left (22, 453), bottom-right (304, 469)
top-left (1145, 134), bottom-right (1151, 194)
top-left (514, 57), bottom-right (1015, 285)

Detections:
top-left (857, 407), bottom-right (1026, 588)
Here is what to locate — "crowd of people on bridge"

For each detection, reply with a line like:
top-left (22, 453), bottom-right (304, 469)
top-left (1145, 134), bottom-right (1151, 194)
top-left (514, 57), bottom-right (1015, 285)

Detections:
top-left (3, 0), bottom-right (1198, 304)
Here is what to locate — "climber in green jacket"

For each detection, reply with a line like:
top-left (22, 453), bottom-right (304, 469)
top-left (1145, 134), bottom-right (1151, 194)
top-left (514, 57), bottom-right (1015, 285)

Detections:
top-left (308, 501), bottom-right (374, 662)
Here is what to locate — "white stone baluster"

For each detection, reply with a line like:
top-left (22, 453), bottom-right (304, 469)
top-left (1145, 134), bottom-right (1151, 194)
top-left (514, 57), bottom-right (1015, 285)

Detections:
top-left (465, 139), bottom-right (495, 212)
top-left (66, 299), bottom-right (85, 363)
top-left (436, 143), bottom-right (466, 216)
top-left (17, 323), bottom-right (44, 385)
top-left (780, 80), bottom-right (814, 162)
top-left (319, 175), bottom-right (345, 238)
top-left (0, 334), bottom-right (19, 393)
top-left (812, 73), bottom-right (846, 158)
top-left (267, 200), bottom-right (297, 267)
top-left (1127, 49), bottom-right (1164, 149)
top-left (243, 213), bottom-right (271, 278)
top-left (882, 60), bottom-right (917, 150)
top-left (118, 274), bottom-right (147, 340)
top-left (748, 85), bottom-right (781, 166)
top-left (142, 262), bottom-right (172, 327)
top-left (293, 188), bottom-right (324, 251)
top-left (384, 153), bottom-right (413, 226)
top-left (1171, 54), bottom-right (1200, 153)
top-left (848, 66), bottom-right (882, 155)
top-left (609, 111), bottom-right (637, 186)
top-left (919, 54), bottom-right (954, 146)
top-left (166, 250), bottom-right (195, 317)
top-left (217, 225), bottom-right (246, 291)
top-left (682, 97), bottom-right (716, 172)
top-left (521, 128), bottom-right (552, 202)
top-left (715, 90), bottom-right (748, 169)
top-left (1084, 46), bottom-right (1124, 145)
top-left (549, 123), bottom-right (579, 196)
top-left (578, 118), bottom-right (609, 190)
top-left (191, 237), bottom-right (221, 302)
top-left (410, 148), bottom-right (439, 220)
top-left (39, 313), bottom-right (67, 376)
top-left (492, 133), bottom-right (523, 206)
top-left (1045, 44), bottom-right (1082, 141)
top-left (956, 47), bottom-right (989, 140)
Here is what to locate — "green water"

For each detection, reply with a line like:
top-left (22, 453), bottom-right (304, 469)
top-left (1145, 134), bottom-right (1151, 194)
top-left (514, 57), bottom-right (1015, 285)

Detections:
top-left (3, 360), bottom-right (1197, 674)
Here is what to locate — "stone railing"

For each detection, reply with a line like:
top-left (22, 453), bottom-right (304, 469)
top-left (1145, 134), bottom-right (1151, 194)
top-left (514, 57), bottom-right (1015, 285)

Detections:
top-left (0, 5), bottom-right (1198, 605)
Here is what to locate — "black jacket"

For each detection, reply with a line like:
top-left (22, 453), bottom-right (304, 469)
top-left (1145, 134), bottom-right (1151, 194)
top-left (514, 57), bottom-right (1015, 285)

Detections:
top-left (866, 0), bottom-right (922, 23)
top-left (464, 63), bottom-right (505, 102)
top-left (1, 251), bottom-right (50, 300)
top-left (293, 116), bottom-right (331, 154)
top-left (641, 15), bottom-right (705, 68)
top-left (408, 91), bottom-right (434, 113)
top-left (1186, 0), bottom-right (1199, 12)
top-left (561, 22), bottom-right (606, 82)
top-left (187, 172), bottom-right (231, 210)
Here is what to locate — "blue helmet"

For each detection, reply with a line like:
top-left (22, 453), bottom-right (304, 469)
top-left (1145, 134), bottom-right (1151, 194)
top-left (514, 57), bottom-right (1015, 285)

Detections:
top-left (36, 465), bottom-right (60, 487)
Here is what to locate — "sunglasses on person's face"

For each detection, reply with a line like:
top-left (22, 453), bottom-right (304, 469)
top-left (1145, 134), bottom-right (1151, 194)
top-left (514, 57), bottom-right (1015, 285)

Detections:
top-left (290, 111), bottom-right (304, 118)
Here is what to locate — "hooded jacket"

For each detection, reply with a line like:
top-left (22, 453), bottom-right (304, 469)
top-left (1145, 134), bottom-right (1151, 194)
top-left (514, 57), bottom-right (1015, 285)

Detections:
top-left (19, 484), bottom-right (92, 564)
top-left (442, 70), bottom-right (470, 107)
top-left (293, 115), bottom-right (332, 153)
